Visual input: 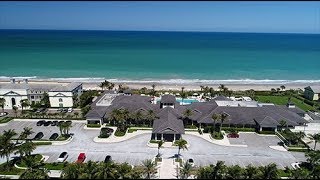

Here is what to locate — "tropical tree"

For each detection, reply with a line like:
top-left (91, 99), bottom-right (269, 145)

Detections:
top-left (217, 113), bottom-right (228, 132)
top-left (0, 98), bottom-right (5, 113)
top-left (181, 87), bottom-right (185, 94)
top-left (135, 110), bottom-right (144, 126)
top-left (61, 163), bottom-right (82, 179)
top-left (243, 164), bottom-right (259, 179)
top-left (13, 105), bottom-right (18, 117)
top-left (15, 141), bottom-right (36, 158)
top-left (183, 109), bottom-right (193, 126)
top-left (211, 113), bottom-right (221, 132)
top-left (212, 161), bottom-right (227, 179)
top-left (218, 84), bottom-right (228, 95)
top-left (62, 121), bottom-right (72, 135)
top-left (157, 140), bottom-right (164, 157)
top-left (20, 99), bottom-right (30, 112)
top-left (180, 92), bottom-right (187, 105)
top-left (58, 122), bottom-right (64, 137)
top-left (279, 120), bottom-right (287, 132)
top-left (141, 159), bottom-right (157, 179)
top-left (108, 83), bottom-right (115, 91)
top-left (226, 165), bottom-right (243, 179)
top-left (271, 88), bottom-right (277, 94)
top-left (290, 167), bottom-right (310, 179)
top-left (74, 112), bottom-right (79, 118)
top-left (280, 85), bottom-right (286, 91)
top-left (0, 129), bottom-right (17, 167)
top-left (146, 109), bottom-right (156, 127)
top-left (200, 85), bottom-right (204, 93)
top-left (176, 139), bottom-right (188, 156)
top-left (258, 163), bottom-right (278, 179)
top-left (179, 161), bottom-right (193, 179)
top-left (94, 161), bottom-right (118, 179)
top-left (308, 133), bottom-right (320, 150)
top-left (151, 84), bottom-right (156, 98)
top-left (19, 155), bottom-right (49, 179)
top-left (19, 127), bottom-right (34, 142)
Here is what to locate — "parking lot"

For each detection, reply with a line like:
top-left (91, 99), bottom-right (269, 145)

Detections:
top-left (0, 119), bottom-right (307, 168)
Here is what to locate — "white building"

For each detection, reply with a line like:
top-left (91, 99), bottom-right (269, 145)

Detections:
top-left (48, 82), bottom-right (83, 108)
top-left (0, 79), bottom-right (56, 110)
top-left (304, 86), bottom-right (320, 101)
top-left (0, 79), bottom-right (83, 110)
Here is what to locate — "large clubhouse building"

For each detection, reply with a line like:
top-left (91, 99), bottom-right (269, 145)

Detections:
top-left (86, 90), bottom-right (307, 142)
top-left (0, 79), bottom-right (83, 109)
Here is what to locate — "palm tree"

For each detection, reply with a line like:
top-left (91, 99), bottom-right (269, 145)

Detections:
top-left (244, 164), bottom-right (259, 179)
top-left (0, 129), bottom-right (17, 167)
top-left (12, 105), bottom-right (18, 117)
top-left (141, 159), bottom-right (157, 179)
top-left (151, 84), bottom-right (156, 98)
top-left (218, 113), bottom-right (229, 133)
top-left (258, 163), bottom-right (278, 179)
top-left (146, 110), bottom-right (156, 127)
top-left (19, 155), bottom-right (49, 179)
top-left (308, 133), bottom-right (320, 150)
top-left (99, 81), bottom-right (105, 90)
top-left (0, 98), bottom-right (5, 113)
top-left (183, 109), bottom-right (193, 126)
top-left (63, 121), bottom-right (72, 135)
top-left (94, 161), bottom-right (117, 179)
top-left (57, 122), bottom-right (64, 137)
top-left (157, 140), bottom-right (164, 157)
top-left (226, 165), bottom-right (243, 179)
top-left (280, 85), bottom-right (286, 91)
top-left (181, 87), bottom-right (185, 94)
top-left (176, 139), bottom-right (188, 156)
top-left (20, 127), bottom-right (34, 142)
top-left (211, 113), bottom-right (221, 132)
top-left (180, 92), bottom-right (187, 105)
top-left (61, 163), bottom-right (81, 179)
top-left (279, 120), bottom-right (287, 132)
top-left (15, 142), bottom-right (36, 158)
top-left (135, 110), bottom-right (144, 126)
top-left (179, 161), bottom-right (192, 179)
top-left (213, 161), bottom-right (226, 179)
top-left (200, 85), bottom-right (204, 93)
top-left (74, 112), bottom-right (79, 118)
top-left (20, 99), bottom-right (30, 112)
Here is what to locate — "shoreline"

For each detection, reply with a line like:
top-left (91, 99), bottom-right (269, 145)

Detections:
top-left (0, 78), bottom-right (318, 91)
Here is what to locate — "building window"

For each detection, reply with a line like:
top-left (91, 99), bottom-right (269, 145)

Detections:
top-left (31, 96), bottom-right (34, 99)
top-left (59, 98), bottom-right (63, 102)
top-left (11, 98), bottom-right (16, 106)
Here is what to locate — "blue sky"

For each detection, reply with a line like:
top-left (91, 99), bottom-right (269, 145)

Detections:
top-left (0, 1), bottom-right (319, 33)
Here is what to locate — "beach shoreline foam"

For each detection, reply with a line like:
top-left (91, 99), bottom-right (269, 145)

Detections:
top-left (0, 76), bottom-right (319, 91)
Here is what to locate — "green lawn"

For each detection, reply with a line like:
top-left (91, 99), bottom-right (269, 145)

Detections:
top-left (256, 95), bottom-right (315, 112)
top-left (44, 163), bottom-right (66, 170)
top-left (0, 117), bottom-right (14, 124)
top-left (0, 163), bottom-right (24, 175)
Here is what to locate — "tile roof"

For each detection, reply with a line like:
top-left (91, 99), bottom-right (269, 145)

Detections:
top-left (50, 82), bottom-right (82, 92)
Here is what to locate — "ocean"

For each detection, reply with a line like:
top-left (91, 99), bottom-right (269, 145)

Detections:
top-left (0, 30), bottom-right (320, 84)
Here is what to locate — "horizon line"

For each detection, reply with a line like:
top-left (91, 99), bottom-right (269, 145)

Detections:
top-left (0, 28), bottom-right (319, 35)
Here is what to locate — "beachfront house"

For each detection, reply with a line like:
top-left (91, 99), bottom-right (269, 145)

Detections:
top-left (0, 79), bottom-right (56, 110)
top-left (304, 86), bottom-right (320, 101)
top-left (48, 82), bottom-right (83, 108)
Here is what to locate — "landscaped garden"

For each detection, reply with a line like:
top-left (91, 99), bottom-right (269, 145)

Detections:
top-left (98, 127), bottom-right (114, 138)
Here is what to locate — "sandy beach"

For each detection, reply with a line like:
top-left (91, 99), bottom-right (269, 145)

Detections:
top-left (1, 79), bottom-right (318, 92)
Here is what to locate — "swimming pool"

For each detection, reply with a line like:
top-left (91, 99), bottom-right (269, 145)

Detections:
top-left (176, 98), bottom-right (199, 104)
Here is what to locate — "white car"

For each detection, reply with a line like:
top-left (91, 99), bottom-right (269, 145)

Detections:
top-left (188, 158), bottom-right (195, 167)
top-left (291, 162), bottom-right (301, 170)
top-left (67, 108), bottom-right (73, 113)
top-left (57, 152), bottom-right (68, 162)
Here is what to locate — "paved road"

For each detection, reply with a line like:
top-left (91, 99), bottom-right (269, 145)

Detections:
top-left (0, 120), bottom-right (306, 169)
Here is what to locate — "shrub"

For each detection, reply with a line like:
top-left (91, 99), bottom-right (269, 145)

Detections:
top-left (99, 128), bottom-right (113, 138)
top-left (87, 124), bottom-right (101, 128)
top-left (34, 142), bottom-right (52, 146)
top-left (185, 125), bottom-right (197, 129)
top-left (114, 126), bottom-right (127, 137)
top-left (0, 117), bottom-right (14, 123)
top-left (150, 140), bottom-right (160, 143)
top-left (258, 131), bottom-right (275, 134)
top-left (211, 131), bottom-right (224, 140)
top-left (304, 99), bottom-right (315, 106)
top-left (222, 127), bottom-right (255, 132)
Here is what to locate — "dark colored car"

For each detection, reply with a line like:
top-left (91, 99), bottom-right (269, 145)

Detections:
top-left (36, 107), bottom-right (46, 113)
top-left (36, 120), bottom-right (46, 126)
top-left (49, 133), bottom-right (59, 140)
top-left (76, 153), bottom-right (86, 163)
top-left (51, 121), bottom-right (59, 126)
top-left (66, 120), bottom-right (72, 124)
top-left (104, 155), bottom-right (112, 163)
top-left (33, 132), bottom-right (44, 140)
top-left (44, 121), bottom-right (52, 126)
top-left (61, 108), bottom-right (68, 113)
top-left (227, 133), bottom-right (239, 138)
top-left (58, 121), bottom-right (65, 126)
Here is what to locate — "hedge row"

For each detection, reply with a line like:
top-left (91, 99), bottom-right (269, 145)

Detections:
top-left (258, 131), bottom-right (276, 135)
top-left (221, 127), bottom-right (256, 132)
top-left (87, 124), bottom-right (101, 128)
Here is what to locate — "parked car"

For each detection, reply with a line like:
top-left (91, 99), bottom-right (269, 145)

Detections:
top-left (44, 121), bottom-right (52, 126)
top-left (33, 132), bottom-right (44, 140)
top-left (66, 120), bottom-right (72, 124)
top-left (58, 121), bottom-right (65, 126)
top-left (57, 152), bottom-right (68, 162)
top-left (51, 121), bottom-right (59, 126)
top-left (227, 133), bottom-right (239, 138)
top-left (76, 153), bottom-right (86, 163)
top-left (188, 158), bottom-right (195, 167)
top-left (62, 108), bottom-right (68, 113)
top-left (67, 108), bottom-right (73, 113)
top-left (57, 108), bottom-right (63, 112)
top-left (36, 120), bottom-right (46, 126)
top-left (36, 107), bottom-right (46, 113)
top-left (291, 162), bottom-right (301, 170)
top-left (49, 133), bottom-right (59, 140)
top-left (104, 155), bottom-right (112, 163)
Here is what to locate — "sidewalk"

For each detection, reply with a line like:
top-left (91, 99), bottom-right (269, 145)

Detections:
top-left (158, 158), bottom-right (179, 179)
